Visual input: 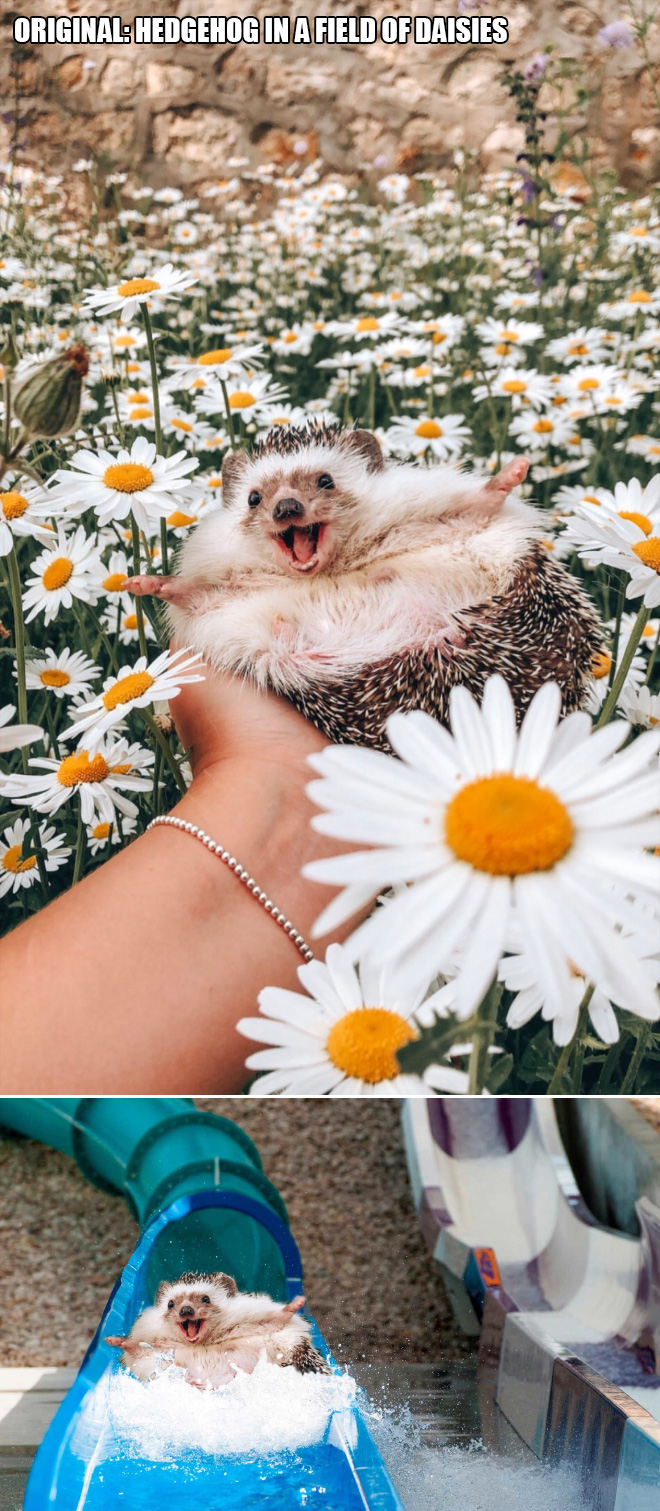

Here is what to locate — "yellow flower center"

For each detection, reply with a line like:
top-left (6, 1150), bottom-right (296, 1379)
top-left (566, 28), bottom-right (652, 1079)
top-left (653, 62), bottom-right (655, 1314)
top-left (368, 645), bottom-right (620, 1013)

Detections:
top-left (283, 332), bottom-right (298, 344)
top-left (633, 537), bottom-right (660, 572)
top-left (495, 342), bottom-right (514, 356)
top-left (103, 463), bottom-right (154, 493)
top-left (129, 407), bottom-right (153, 422)
top-left (111, 762), bottom-right (132, 774)
top-left (619, 510), bottom-right (652, 535)
top-left (627, 290), bottom-right (651, 303)
top-left (102, 670), bottom-right (154, 710)
top-left (167, 510), bottom-right (196, 527)
top-left (41, 668), bottom-right (71, 687)
top-left (170, 418), bottom-right (193, 433)
top-left (499, 330), bottom-right (520, 341)
top-left (42, 557), bottom-right (73, 591)
top-left (569, 343), bottom-right (588, 355)
top-left (325, 1007), bottom-right (416, 1084)
top-left (642, 623), bottom-right (656, 637)
top-left (432, 331), bottom-right (447, 345)
top-left (103, 571), bottom-right (128, 592)
top-left (93, 822), bottom-right (111, 839)
top-left (117, 278), bottom-right (160, 298)
top-left (630, 226), bottom-right (648, 237)
top-left (2, 845), bottom-right (37, 874)
top-left (114, 335), bottom-right (135, 349)
top-left (198, 348), bottom-right (233, 365)
top-left (444, 774), bottom-right (574, 875)
top-left (415, 420), bottom-right (443, 439)
top-left (1, 490), bottom-right (29, 520)
top-left (123, 613), bottom-right (138, 630)
top-left (592, 651), bottom-right (611, 679)
top-left (228, 391), bottom-right (255, 409)
top-left (131, 392), bottom-right (150, 404)
top-left (583, 494), bottom-right (601, 505)
top-left (207, 477), bottom-right (223, 488)
top-left (533, 418), bottom-right (554, 433)
top-left (501, 379), bottom-right (526, 394)
top-left (355, 317), bottom-right (379, 332)
top-left (577, 378), bottom-right (600, 390)
top-left (57, 751), bottom-right (110, 786)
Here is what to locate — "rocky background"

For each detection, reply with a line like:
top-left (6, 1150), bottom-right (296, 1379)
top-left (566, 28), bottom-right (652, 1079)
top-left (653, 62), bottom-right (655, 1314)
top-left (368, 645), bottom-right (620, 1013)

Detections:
top-left (0, 1100), bottom-right (476, 1368)
top-left (1, 1), bottom-right (659, 190)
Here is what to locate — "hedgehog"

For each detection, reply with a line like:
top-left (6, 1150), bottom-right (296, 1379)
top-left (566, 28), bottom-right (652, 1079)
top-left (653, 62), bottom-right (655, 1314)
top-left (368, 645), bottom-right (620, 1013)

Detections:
top-left (125, 423), bottom-right (603, 751)
top-left (104, 1271), bottom-right (328, 1389)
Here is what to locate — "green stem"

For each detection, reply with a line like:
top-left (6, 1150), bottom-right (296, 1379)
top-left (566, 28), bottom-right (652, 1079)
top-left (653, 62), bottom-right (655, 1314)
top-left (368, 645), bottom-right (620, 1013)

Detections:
top-left (110, 386), bottom-right (125, 445)
top-left (547, 984), bottom-right (595, 1093)
top-left (620, 1022), bottom-right (651, 1094)
top-left (139, 304), bottom-right (169, 575)
top-left (594, 602), bottom-right (649, 728)
top-left (594, 1032), bottom-right (628, 1094)
top-left (607, 579), bottom-right (625, 692)
top-left (130, 513), bottom-right (149, 661)
top-left (644, 629), bottom-right (659, 686)
top-left (141, 708), bottom-right (187, 797)
top-left (220, 378), bottom-right (238, 452)
top-left (152, 741), bottom-right (163, 816)
top-left (6, 540), bottom-right (29, 773)
top-left (467, 979), bottom-right (502, 1095)
top-left (72, 805), bottom-right (86, 886)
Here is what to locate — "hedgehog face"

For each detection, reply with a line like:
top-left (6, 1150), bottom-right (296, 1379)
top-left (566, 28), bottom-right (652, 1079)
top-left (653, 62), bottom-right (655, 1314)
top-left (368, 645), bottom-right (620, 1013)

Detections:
top-left (221, 426), bottom-right (385, 578)
top-left (154, 1272), bottom-right (237, 1345)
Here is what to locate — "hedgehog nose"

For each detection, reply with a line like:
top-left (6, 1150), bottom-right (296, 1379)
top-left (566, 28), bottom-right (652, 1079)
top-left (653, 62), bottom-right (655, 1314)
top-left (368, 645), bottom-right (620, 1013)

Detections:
top-left (179, 1304), bottom-right (195, 1317)
top-left (273, 497), bottom-right (304, 522)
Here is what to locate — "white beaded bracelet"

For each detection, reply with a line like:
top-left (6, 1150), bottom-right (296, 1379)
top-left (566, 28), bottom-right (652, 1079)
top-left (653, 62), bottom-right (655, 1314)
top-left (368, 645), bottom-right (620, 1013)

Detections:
top-left (147, 814), bottom-right (314, 962)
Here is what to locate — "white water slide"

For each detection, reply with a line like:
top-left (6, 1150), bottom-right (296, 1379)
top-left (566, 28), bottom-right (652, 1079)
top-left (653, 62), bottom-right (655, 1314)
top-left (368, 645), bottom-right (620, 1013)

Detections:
top-left (402, 1097), bottom-right (660, 1508)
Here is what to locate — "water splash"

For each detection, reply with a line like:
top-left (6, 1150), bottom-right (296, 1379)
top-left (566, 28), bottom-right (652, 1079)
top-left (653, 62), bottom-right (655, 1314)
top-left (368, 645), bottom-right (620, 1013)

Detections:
top-left (101, 1356), bottom-right (358, 1459)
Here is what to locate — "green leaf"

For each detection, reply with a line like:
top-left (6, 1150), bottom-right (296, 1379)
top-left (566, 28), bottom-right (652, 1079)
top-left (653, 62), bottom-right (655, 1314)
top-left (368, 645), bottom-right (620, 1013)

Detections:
top-left (486, 1053), bottom-right (514, 1093)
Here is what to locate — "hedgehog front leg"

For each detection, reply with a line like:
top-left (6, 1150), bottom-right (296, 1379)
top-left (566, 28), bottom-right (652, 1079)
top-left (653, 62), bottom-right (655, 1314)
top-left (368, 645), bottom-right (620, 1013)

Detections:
top-left (282, 1340), bottom-right (330, 1375)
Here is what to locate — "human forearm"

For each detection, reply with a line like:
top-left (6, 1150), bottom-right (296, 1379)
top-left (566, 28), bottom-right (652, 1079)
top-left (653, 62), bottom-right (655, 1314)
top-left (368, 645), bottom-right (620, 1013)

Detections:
top-left (0, 754), bottom-right (357, 1093)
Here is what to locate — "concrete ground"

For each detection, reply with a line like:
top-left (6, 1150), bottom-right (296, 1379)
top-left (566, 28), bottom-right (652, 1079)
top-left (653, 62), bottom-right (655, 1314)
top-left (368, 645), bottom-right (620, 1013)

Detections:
top-left (0, 1099), bottom-right (475, 1372)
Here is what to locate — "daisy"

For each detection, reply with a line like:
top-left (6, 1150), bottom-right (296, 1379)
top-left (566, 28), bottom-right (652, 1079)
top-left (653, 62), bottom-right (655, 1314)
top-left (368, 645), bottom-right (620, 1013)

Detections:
top-left (501, 929), bottom-right (659, 1045)
top-left (475, 316), bottom-right (545, 354)
top-left (618, 683), bottom-right (660, 729)
top-left (509, 410), bottom-right (578, 450)
top-left (545, 328), bottom-right (609, 365)
top-left (237, 943), bottom-right (464, 1097)
top-left (169, 343), bottom-right (265, 390)
top-left (3, 736), bottom-right (153, 824)
top-left (194, 373), bottom-right (289, 422)
top-left (472, 367), bottom-right (554, 410)
top-left (86, 814), bottom-right (137, 854)
top-left (326, 312), bottom-right (403, 342)
top-left (0, 482), bottom-right (53, 556)
top-left (97, 549), bottom-right (131, 597)
top-left (567, 480), bottom-right (660, 608)
top-left (101, 597), bottom-right (157, 646)
top-left (0, 704), bottom-right (44, 754)
top-left (82, 263), bottom-right (197, 323)
top-left (47, 436), bottom-right (200, 534)
top-left (303, 675), bottom-right (660, 1025)
top-left (386, 413), bottom-right (472, 460)
top-left (62, 647), bottom-right (204, 745)
top-left (21, 527), bottom-right (101, 625)
top-left (0, 816), bottom-right (71, 897)
top-left (24, 648), bottom-right (100, 700)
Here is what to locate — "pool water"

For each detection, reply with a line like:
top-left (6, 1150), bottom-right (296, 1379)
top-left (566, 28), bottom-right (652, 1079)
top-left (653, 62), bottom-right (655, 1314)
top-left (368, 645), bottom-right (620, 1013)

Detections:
top-left (79, 1444), bottom-right (366, 1510)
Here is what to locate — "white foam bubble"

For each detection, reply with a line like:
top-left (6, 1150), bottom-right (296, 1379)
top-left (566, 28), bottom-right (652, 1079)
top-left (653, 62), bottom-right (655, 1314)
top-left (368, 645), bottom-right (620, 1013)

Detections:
top-left (101, 1356), bottom-right (358, 1459)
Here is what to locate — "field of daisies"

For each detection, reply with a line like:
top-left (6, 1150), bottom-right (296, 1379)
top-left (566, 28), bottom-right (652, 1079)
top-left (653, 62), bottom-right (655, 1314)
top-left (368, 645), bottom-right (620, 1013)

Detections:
top-left (0, 135), bottom-right (658, 1097)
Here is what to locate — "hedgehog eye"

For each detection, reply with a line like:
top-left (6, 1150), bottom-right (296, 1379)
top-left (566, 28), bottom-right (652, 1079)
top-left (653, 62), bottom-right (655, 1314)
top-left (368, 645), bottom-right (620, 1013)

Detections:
top-left (167, 1300), bottom-right (174, 1310)
top-left (317, 473), bottom-right (334, 489)
top-left (248, 490), bottom-right (262, 508)
top-left (201, 1296), bottom-right (210, 1305)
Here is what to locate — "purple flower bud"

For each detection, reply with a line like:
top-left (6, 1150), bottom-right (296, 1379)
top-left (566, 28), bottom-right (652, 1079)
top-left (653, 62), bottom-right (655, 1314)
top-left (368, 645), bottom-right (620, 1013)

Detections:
top-left (598, 20), bottom-right (634, 47)
top-left (523, 53), bottom-right (550, 82)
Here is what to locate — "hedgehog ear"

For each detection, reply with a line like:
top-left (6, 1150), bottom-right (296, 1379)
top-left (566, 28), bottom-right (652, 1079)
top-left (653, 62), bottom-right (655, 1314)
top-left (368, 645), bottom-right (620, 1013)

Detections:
top-left (209, 1272), bottom-right (238, 1297)
top-left (221, 448), bottom-right (250, 505)
top-left (343, 429), bottom-right (385, 473)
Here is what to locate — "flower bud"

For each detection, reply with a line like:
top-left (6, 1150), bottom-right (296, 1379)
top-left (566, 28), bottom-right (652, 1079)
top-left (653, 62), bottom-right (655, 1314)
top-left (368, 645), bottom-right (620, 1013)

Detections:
top-left (101, 368), bottom-right (122, 389)
top-left (13, 344), bottom-right (89, 439)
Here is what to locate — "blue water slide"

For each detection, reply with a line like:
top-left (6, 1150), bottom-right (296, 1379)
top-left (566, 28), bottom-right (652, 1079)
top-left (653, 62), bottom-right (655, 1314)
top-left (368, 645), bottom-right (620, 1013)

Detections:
top-left (0, 1098), bottom-right (403, 1511)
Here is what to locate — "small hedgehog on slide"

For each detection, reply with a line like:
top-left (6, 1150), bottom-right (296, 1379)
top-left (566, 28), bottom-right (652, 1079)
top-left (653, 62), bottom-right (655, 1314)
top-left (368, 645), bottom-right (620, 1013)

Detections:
top-left (126, 424), bottom-right (602, 749)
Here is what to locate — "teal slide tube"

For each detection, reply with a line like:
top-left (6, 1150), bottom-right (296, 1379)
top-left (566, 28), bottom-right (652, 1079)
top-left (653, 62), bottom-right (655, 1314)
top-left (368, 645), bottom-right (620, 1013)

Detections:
top-left (0, 1097), bottom-right (291, 1299)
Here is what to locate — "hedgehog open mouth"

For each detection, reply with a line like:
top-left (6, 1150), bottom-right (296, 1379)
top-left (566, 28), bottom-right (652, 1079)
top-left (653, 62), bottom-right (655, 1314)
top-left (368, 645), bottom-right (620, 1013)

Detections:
top-left (178, 1318), bottom-right (205, 1341)
top-left (274, 521), bottom-right (325, 571)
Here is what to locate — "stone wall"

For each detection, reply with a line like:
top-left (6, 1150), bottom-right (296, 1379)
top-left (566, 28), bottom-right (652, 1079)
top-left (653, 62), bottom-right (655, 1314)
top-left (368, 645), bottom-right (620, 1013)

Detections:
top-left (1, 0), bottom-right (659, 188)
